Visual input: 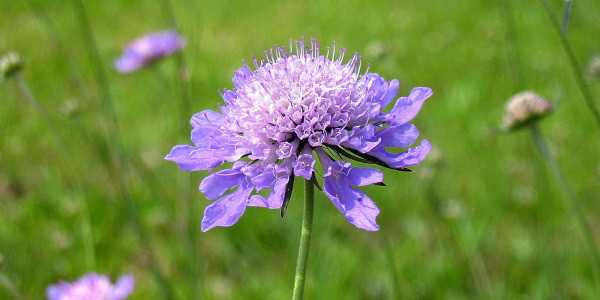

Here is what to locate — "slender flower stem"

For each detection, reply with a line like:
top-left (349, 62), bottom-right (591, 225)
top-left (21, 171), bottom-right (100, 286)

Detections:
top-left (292, 179), bottom-right (315, 300)
top-left (538, 0), bottom-right (600, 129)
top-left (13, 73), bottom-right (95, 270)
top-left (529, 124), bottom-right (600, 286)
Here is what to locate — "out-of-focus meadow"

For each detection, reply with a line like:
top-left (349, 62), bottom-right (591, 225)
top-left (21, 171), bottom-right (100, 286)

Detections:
top-left (2, 0), bottom-right (600, 299)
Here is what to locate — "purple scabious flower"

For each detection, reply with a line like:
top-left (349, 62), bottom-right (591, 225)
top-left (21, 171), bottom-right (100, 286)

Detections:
top-left (166, 38), bottom-right (432, 232)
top-left (114, 31), bottom-right (184, 73)
top-left (46, 273), bottom-right (134, 300)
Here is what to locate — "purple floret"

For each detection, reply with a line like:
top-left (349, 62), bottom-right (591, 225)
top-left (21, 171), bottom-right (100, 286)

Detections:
top-left (166, 38), bottom-right (432, 231)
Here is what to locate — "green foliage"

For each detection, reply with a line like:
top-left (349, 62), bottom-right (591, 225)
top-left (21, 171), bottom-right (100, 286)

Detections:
top-left (1, 0), bottom-right (600, 299)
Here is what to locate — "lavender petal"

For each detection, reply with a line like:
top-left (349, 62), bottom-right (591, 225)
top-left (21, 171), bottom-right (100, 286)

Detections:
top-left (369, 139), bottom-right (431, 169)
top-left (199, 166), bottom-right (247, 200)
top-left (383, 87), bottom-right (432, 126)
top-left (374, 123), bottom-right (420, 148)
top-left (322, 161), bottom-right (381, 231)
top-left (201, 187), bottom-right (253, 232)
top-left (165, 145), bottom-right (227, 171)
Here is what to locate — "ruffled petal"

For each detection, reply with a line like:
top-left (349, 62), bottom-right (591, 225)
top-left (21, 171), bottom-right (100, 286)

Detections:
top-left (379, 79), bottom-right (400, 108)
top-left (249, 142), bottom-right (277, 160)
top-left (199, 165), bottom-right (247, 200)
top-left (190, 110), bottom-right (229, 129)
top-left (191, 125), bottom-right (242, 150)
top-left (248, 177), bottom-right (287, 209)
top-left (383, 87), bottom-right (432, 126)
top-left (362, 73), bottom-right (398, 108)
top-left (322, 161), bottom-right (380, 231)
top-left (233, 65), bottom-right (254, 89)
top-left (330, 188), bottom-right (380, 231)
top-left (369, 139), bottom-right (431, 169)
top-left (201, 187), bottom-right (253, 232)
top-left (250, 165), bottom-right (278, 191)
top-left (342, 124), bottom-right (381, 153)
top-left (165, 145), bottom-right (226, 171)
top-left (374, 123), bottom-right (420, 148)
top-left (167, 112), bottom-right (250, 171)
top-left (190, 111), bottom-right (248, 154)
top-left (248, 158), bottom-right (293, 208)
top-left (347, 166), bottom-right (384, 187)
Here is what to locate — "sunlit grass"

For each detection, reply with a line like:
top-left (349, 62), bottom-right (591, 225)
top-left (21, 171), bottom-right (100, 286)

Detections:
top-left (1, 0), bottom-right (600, 299)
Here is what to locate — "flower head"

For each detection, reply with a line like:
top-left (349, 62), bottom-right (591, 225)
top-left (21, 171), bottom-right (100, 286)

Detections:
top-left (114, 31), bottom-right (184, 73)
top-left (166, 38), bottom-right (432, 231)
top-left (501, 90), bottom-right (552, 131)
top-left (46, 273), bottom-right (134, 300)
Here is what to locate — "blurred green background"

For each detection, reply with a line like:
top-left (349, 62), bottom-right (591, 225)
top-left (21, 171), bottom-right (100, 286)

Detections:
top-left (2, 0), bottom-right (600, 299)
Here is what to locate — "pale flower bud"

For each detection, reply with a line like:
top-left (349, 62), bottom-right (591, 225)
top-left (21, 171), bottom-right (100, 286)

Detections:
top-left (502, 91), bottom-right (552, 131)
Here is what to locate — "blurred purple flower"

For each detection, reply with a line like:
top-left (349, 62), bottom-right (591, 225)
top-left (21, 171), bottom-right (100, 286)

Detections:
top-left (46, 273), bottom-right (134, 300)
top-left (114, 31), bottom-right (184, 73)
top-left (166, 38), bottom-right (432, 232)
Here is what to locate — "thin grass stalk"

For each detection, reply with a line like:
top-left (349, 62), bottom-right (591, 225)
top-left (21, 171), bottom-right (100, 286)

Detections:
top-left (529, 124), bottom-right (600, 291)
top-left (0, 272), bottom-right (24, 300)
top-left (538, 0), bottom-right (600, 129)
top-left (159, 0), bottom-right (192, 129)
top-left (71, 0), bottom-right (175, 298)
top-left (380, 233), bottom-right (400, 299)
top-left (498, 1), bottom-right (570, 295)
top-left (31, 0), bottom-right (170, 202)
top-left (498, 0), bottom-right (527, 88)
top-left (26, 0), bottom-right (85, 97)
top-left (423, 162), bottom-right (495, 298)
top-left (13, 73), bottom-right (95, 271)
top-left (28, 0), bottom-right (168, 202)
top-left (158, 1), bottom-right (199, 298)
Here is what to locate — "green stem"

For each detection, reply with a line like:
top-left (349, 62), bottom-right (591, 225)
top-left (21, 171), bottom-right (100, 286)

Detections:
top-left (538, 0), bottom-right (600, 129)
top-left (529, 124), bottom-right (600, 286)
top-left (14, 73), bottom-right (95, 270)
top-left (292, 179), bottom-right (315, 300)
